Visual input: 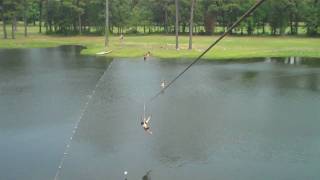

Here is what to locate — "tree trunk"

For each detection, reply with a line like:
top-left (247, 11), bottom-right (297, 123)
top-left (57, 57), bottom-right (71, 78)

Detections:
top-left (14, 16), bottom-right (17, 31)
top-left (39, 0), bottom-right (42, 33)
top-left (3, 18), bottom-right (7, 39)
top-left (12, 16), bottom-right (16, 39)
top-left (247, 21), bottom-right (253, 35)
top-left (204, 12), bottom-right (214, 35)
top-left (105, 0), bottom-right (109, 47)
top-left (45, 0), bottom-right (48, 33)
top-left (1, 4), bottom-right (7, 39)
top-left (24, 16), bottom-right (28, 37)
top-left (164, 7), bottom-right (168, 34)
top-left (289, 14), bottom-right (294, 35)
top-left (78, 15), bottom-right (82, 35)
top-left (175, 0), bottom-right (179, 50)
top-left (294, 20), bottom-right (298, 35)
top-left (182, 23), bottom-right (186, 33)
top-left (24, 0), bottom-right (28, 37)
top-left (189, 0), bottom-right (195, 50)
top-left (49, 20), bottom-right (52, 32)
top-left (76, 0), bottom-right (82, 35)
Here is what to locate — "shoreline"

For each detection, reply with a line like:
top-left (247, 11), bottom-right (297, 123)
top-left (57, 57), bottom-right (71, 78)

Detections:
top-left (0, 35), bottom-right (319, 60)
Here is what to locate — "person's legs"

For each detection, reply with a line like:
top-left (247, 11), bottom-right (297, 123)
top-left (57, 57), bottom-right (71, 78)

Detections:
top-left (146, 129), bottom-right (152, 135)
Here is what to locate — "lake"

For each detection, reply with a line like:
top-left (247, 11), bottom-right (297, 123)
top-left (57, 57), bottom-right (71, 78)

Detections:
top-left (0, 47), bottom-right (319, 180)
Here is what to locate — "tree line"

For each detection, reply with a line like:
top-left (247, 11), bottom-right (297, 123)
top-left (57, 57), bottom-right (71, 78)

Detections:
top-left (0, 0), bottom-right (320, 39)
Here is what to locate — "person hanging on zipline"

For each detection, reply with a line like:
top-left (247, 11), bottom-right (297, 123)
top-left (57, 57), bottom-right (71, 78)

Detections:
top-left (141, 115), bottom-right (152, 134)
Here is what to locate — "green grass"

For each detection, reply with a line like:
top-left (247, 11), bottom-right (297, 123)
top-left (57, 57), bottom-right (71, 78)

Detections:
top-left (1, 24), bottom-right (320, 60)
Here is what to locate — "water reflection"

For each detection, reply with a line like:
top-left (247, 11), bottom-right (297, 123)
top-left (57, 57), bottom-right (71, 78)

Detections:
top-left (265, 56), bottom-right (320, 67)
top-left (142, 170), bottom-right (152, 180)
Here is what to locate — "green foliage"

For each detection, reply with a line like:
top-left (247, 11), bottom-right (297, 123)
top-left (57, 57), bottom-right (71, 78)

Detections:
top-left (1, 0), bottom-right (320, 36)
top-left (27, 0), bottom-right (40, 24)
top-left (2, 0), bottom-right (23, 19)
top-left (305, 0), bottom-right (320, 36)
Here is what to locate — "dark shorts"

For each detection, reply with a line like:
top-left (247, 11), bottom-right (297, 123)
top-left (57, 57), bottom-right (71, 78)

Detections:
top-left (144, 127), bottom-right (150, 131)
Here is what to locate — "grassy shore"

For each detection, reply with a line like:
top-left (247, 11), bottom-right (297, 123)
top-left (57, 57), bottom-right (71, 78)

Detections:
top-left (1, 28), bottom-right (320, 59)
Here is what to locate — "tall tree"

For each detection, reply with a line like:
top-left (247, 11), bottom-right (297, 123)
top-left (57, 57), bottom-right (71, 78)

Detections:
top-left (0, 0), bottom-right (8, 39)
top-left (130, 0), bottom-right (152, 34)
top-left (305, 0), bottom-right (320, 36)
top-left (175, 0), bottom-right (179, 50)
top-left (201, 0), bottom-right (219, 35)
top-left (109, 0), bottom-right (131, 34)
top-left (5, 0), bottom-right (23, 39)
top-left (39, 0), bottom-right (43, 33)
top-left (178, 0), bottom-right (192, 33)
top-left (44, 0), bottom-right (48, 33)
top-left (189, 0), bottom-right (195, 49)
top-left (28, 0), bottom-right (39, 26)
top-left (11, 15), bottom-right (15, 39)
top-left (1, 0), bottom-right (318, 37)
top-left (23, 0), bottom-right (28, 37)
top-left (164, 1), bottom-right (169, 33)
top-left (267, 0), bottom-right (290, 35)
top-left (75, 0), bottom-right (84, 34)
top-left (105, 0), bottom-right (108, 47)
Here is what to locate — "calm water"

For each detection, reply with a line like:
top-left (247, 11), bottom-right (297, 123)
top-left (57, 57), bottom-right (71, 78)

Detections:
top-left (0, 48), bottom-right (319, 180)
top-left (0, 46), bottom-right (111, 180)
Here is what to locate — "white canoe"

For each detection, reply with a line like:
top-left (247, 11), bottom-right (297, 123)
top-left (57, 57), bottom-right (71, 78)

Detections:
top-left (96, 50), bottom-right (113, 55)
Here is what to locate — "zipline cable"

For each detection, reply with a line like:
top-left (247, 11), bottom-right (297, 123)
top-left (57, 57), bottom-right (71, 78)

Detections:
top-left (53, 61), bottom-right (114, 180)
top-left (148, 0), bottom-right (267, 103)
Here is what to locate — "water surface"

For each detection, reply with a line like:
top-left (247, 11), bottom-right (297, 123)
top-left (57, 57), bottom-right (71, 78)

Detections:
top-left (59, 57), bottom-right (320, 180)
top-left (0, 46), bottom-right (110, 180)
top-left (0, 50), bottom-right (319, 180)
